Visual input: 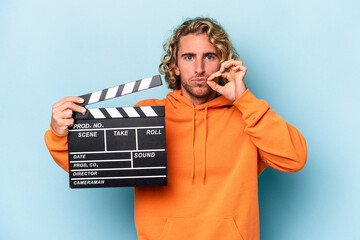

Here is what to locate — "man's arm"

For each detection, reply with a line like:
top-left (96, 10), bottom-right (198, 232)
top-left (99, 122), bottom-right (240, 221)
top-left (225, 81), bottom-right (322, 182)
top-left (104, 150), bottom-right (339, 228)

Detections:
top-left (44, 128), bottom-right (69, 172)
top-left (44, 96), bottom-right (86, 172)
top-left (233, 89), bottom-right (307, 174)
top-left (207, 60), bottom-right (307, 173)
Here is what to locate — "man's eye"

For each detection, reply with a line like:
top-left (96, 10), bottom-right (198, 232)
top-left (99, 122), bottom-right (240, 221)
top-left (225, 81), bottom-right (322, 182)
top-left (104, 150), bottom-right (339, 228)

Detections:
top-left (206, 55), bottom-right (215, 60)
top-left (185, 56), bottom-right (193, 60)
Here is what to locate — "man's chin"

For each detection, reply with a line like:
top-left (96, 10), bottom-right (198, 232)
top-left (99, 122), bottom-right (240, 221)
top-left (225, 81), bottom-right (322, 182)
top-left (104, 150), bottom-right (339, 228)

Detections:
top-left (189, 86), bottom-right (214, 98)
top-left (181, 81), bottom-right (215, 98)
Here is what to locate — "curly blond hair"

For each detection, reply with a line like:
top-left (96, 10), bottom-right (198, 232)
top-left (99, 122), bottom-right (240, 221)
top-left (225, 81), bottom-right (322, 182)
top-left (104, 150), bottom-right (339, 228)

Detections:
top-left (159, 17), bottom-right (240, 90)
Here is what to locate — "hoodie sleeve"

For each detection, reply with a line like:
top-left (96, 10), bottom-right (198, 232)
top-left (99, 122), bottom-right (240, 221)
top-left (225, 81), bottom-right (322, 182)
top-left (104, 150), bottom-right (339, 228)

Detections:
top-left (233, 89), bottom-right (307, 174)
top-left (44, 126), bottom-right (69, 173)
top-left (133, 98), bottom-right (166, 107)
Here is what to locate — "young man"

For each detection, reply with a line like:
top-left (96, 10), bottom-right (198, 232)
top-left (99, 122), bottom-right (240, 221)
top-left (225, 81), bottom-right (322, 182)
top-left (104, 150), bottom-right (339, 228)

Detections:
top-left (45, 17), bottom-right (307, 240)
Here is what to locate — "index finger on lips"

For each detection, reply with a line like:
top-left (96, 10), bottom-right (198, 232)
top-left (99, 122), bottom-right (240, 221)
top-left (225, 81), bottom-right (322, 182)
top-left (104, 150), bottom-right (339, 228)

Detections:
top-left (224, 60), bottom-right (243, 70)
top-left (219, 60), bottom-right (233, 72)
top-left (208, 71), bottom-right (223, 81)
top-left (220, 59), bottom-right (240, 72)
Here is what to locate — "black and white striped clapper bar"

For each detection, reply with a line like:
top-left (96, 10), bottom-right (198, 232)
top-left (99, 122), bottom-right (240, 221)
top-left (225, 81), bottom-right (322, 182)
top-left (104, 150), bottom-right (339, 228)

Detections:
top-left (67, 75), bottom-right (167, 188)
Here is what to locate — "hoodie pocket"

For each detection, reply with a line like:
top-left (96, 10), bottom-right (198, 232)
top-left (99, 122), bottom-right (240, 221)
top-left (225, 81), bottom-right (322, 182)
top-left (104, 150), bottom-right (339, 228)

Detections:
top-left (158, 217), bottom-right (244, 240)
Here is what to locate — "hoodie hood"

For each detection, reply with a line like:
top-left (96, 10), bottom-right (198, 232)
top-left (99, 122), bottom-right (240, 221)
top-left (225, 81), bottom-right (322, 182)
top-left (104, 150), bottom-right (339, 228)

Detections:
top-left (167, 90), bottom-right (233, 182)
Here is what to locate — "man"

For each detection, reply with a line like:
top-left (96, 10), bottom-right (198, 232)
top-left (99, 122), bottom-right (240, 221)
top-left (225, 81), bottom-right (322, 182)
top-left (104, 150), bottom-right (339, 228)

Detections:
top-left (45, 17), bottom-right (307, 240)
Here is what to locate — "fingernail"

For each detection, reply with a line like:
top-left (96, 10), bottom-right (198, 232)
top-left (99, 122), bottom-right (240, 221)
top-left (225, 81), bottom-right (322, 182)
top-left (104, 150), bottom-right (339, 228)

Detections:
top-left (79, 98), bottom-right (84, 103)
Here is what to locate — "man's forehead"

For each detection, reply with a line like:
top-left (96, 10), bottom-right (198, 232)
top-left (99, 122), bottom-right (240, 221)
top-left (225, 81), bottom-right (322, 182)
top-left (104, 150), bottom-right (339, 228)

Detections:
top-left (177, 33), bottom-right (217, 54)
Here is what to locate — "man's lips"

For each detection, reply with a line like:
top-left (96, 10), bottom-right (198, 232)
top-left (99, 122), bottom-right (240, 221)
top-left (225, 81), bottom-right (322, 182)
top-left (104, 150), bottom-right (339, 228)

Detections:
top-left (191, 78), bottom-right (207, 84)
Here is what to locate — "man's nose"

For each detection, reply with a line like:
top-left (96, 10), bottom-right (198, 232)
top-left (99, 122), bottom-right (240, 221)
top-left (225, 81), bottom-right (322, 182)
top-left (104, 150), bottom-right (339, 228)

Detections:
top-left (195, 59), bottom-right (205, 74)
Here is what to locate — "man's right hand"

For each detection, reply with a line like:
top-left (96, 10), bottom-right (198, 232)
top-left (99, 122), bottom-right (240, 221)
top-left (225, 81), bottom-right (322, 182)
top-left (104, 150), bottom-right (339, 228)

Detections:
top-left (50, 97), bottom-right (86, 135)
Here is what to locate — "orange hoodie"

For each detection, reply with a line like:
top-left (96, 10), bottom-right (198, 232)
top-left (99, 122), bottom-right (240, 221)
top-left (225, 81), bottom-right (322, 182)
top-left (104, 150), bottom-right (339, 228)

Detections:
top-left (44, 89), bottom-right (307, 240)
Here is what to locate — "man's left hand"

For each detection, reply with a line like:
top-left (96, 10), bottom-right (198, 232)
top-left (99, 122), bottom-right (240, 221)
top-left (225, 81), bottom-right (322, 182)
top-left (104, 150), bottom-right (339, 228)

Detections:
top-left (207, 60), bottom-right (247, 102)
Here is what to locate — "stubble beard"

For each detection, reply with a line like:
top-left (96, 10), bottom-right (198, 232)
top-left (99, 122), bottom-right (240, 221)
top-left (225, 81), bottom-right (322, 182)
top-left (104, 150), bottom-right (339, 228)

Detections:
top-left (181, 80), bottom-right (214, 99)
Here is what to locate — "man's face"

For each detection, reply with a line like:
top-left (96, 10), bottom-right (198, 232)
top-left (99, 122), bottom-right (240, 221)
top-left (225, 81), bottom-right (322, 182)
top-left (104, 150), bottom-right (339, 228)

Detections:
top-left (175, 33), bottom-right (220, 100)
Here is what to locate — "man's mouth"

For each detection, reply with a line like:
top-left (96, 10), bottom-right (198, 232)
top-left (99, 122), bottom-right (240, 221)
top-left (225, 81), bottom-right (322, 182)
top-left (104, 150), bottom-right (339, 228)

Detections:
top-left (192, 78), bottom-right (207, 84)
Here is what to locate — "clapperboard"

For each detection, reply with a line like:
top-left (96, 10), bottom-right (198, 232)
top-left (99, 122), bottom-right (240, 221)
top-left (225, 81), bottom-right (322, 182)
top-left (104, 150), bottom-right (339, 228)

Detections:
top-left (68, 75), bottom-right (167, 188)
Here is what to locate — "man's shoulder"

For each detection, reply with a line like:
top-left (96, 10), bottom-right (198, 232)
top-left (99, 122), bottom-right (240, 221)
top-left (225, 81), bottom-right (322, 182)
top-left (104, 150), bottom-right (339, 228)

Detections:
top-left (134, 98), bottom-right (166, 107)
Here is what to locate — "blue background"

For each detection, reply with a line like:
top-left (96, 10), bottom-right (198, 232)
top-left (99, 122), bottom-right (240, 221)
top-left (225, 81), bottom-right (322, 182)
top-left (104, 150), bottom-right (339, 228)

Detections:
top-left (1, 0), bottom-right (359, 239)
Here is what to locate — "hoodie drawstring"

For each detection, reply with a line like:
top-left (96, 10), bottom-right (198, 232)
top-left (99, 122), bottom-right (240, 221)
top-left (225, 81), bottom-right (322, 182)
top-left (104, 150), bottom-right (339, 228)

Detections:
top-left (191, 107), bottom-right (195, 181)
top-left (203, 106), bottom-right (208, 183)
top-left (191, 106), bottom-right (208, 183)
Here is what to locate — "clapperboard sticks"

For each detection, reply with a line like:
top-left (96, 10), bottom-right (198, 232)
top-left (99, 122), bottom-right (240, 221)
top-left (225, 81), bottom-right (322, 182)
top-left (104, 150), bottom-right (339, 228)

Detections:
top-left (68, 75), bottom-right (167, 188)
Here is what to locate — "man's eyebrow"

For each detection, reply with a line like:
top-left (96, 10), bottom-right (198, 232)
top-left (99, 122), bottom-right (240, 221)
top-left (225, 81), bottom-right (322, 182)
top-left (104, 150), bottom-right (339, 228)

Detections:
top-left (204, 52), bottom-right (219, 58)
top-left (180, 52), bottom-right (218, 57)
top-left (204, 52), bottom-right (217, 55)
top-left (180, 52), bottom-right (195, 57)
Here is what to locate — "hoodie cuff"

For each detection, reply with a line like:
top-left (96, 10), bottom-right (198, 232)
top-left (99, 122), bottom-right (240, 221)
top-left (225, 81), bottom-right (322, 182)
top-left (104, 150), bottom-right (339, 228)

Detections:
top-left (44, 125), bottom-right (68, 150)
top-left (233, 89), bottom-right (270, 124)
top-left (50, 124), bottom-right (69, 137)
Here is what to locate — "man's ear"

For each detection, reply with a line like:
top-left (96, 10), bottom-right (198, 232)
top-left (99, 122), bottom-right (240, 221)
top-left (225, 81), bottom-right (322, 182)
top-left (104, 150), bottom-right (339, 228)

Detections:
top-left (174, 64), bottom-right (180, 76)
